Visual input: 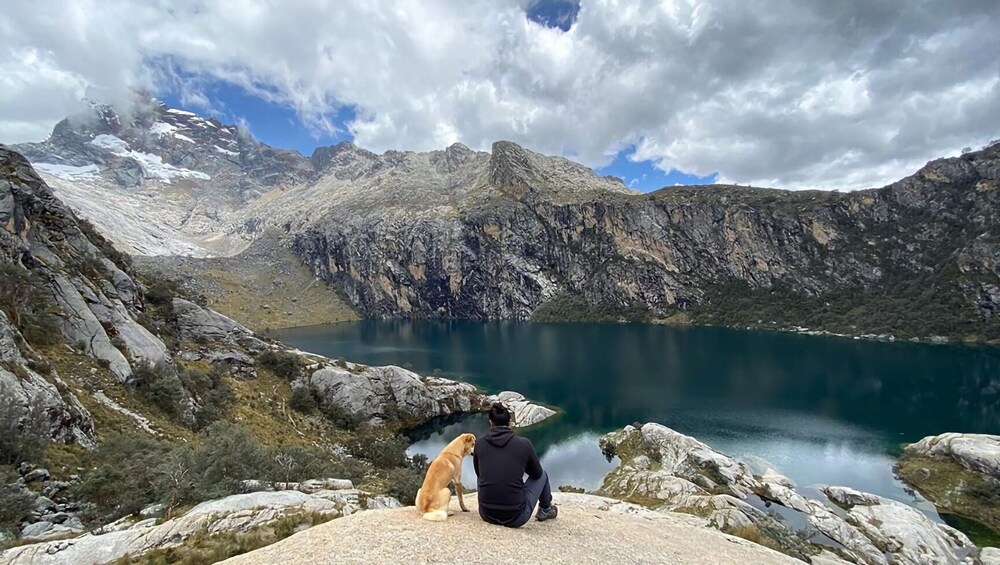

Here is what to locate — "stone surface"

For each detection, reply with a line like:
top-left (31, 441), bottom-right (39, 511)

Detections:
top-left (1, 487), bottom-right (398, 564)
top-left (599, 423), bottom-right (985, 565)
top-left (23, 468), bottom-right (50, 483)
top-left (904, 433), bottom-right (1000, 478)
top-left (600, 423), bottom-right (758, 499)
top-left (897, 432), bottom-right (1000, 533)
top-left (306, 364), bottom-right (488, 428)
top-left (220, 492), bottom-right (798, 565)
top-left (845, 494), bottom-right (976, 565)
top-left (486, 391), bottom-right (557, 428)
top-left (0, 311), bottom-right (95, 446)
top-left (172, 298), bottom-right (263, 349)
top-left (822, 485), bottom-right (883, 507)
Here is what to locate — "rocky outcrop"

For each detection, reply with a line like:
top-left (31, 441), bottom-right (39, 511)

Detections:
top-left (896, 433), bottom-right (1000, 534)
top-left (0, 312), bottom-right (94, 446)
top-left (220, 492), bottom-right (799, 565)
top-left (599, 423), bottom-right (985, 565)
top-left (904, 433), bottom-right (1000, 478)
top-left (301, 360), bottom-right (555, 431)
top-left (487, 391), bottom-right (557, 428)
top-left (0, 480), bottom-right (399, 565)
top-left (172, 297), bottom-right (264, 350)
top-left (306, 364), bottom-right (484, 428)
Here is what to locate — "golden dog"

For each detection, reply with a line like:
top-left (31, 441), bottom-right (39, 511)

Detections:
top-left (415, 433), bottom-right (476, 521)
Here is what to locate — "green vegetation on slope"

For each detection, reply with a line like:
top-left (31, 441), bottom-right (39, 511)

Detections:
top-left (895, 454), bottom-right (1000, 547)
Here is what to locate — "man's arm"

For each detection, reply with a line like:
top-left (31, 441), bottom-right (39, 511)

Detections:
top-left (524, 439), bottom-right (543, 480)
top-left (473, 448), bottom-right (480, 476)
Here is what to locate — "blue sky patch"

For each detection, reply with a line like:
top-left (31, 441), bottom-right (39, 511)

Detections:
top-left (525, 0), bottom-right (580, 31)
top-left (159, 79), bottom-right (355, 156)
top-left (597, 148), bottom-right (719, 192)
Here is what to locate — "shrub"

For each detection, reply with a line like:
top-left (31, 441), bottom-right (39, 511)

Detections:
top-left (143, 281), bottom-right (177, 306)
top-left (0, 263), bottom-right (61, 347)
top-left (72, 433), bottom-right (174, 521)
top-left (289, 386), bottom-right (317, 414)
top-left (346, 431), bottom-right (409, 469)
top-left (385, 454), bottom-right (429, 506)
top-left (256, 350), bottom-right (302, 380)
top-left (0, 382), bottom-right (50, 466)
top-left (73, 423), bottom-right (377, 525)
top-left (180, 367), bottom-right (234, 430)
top-left (184, 422), bottom-right (271, 501)
top-left (0, 468), bottom-right (35, 544)
top-left (132, 361), bottom-right (187, 418)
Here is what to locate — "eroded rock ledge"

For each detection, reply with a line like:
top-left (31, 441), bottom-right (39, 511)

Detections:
top-left (599, 423), bottom-right (988, 565)
top-left (0, 479), bottom-right (399, 565)
top-left (896, 433), bottom-right (1000, 536)
top-left (298, 359), bottom-right (556, 431)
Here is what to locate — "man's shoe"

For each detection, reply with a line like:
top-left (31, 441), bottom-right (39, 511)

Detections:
top-left (536, 504), bottom-right (558, 522)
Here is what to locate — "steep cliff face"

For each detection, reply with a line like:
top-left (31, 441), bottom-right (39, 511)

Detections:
top-left (287, 141), bottom-right (1000, 340)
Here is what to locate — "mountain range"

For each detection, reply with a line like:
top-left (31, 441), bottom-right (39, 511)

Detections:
top-left (12, 96), bottom-right (1000, 342)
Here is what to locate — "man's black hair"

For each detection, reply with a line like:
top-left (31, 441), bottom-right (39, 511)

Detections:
top-left (488, 402), bottom-right (511, 426)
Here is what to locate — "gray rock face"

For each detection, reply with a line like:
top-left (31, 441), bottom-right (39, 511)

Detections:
top-left (486, 391), bottom-right (557, 428)
top-left (599, 423), bottom-right (983, 565)
top-left (904, 433), bottom-right (1000, 478)
top-left (0, 311), bottom-right (95, 446)
top-left (307, 364), bottom-right (487, 427)
top-left (896, 432), bottom-right (1000, 535)
top-left (172, 298), bottom-right (263, 350)
top-left (600, 423), bottom-right (758, 499)
top-left (281, 142), bottom-right (1000, 343)
top-left (822, 485), bottom-right (883, 508)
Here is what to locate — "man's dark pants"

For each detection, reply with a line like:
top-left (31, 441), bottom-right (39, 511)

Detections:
top-left (479, 470), bottom-right (553, 528)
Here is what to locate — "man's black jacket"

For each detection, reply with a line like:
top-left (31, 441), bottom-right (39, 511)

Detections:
top-left (473, 426), bottom-right (543, 520)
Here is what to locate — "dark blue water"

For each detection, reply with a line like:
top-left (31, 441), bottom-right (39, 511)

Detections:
top-left (276, 320), bottom-right (1000, 507)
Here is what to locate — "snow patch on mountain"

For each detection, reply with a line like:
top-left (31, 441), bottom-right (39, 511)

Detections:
top-left (173, 133), bottom-right (196, 144)
top-left (149, 122), bottom-right (178, 136)
top-left (31, 163), bottom-right (100, 181)
top-left (89, 134), bottom-right (210, 183)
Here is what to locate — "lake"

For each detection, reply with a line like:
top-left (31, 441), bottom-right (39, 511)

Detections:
top-left (276, 320), bottom-right (999, 514)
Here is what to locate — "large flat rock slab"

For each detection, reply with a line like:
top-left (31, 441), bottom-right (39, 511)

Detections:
top-left (221, 493), bottom-right (798, 565)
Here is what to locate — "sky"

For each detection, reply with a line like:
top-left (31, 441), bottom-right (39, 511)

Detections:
top-left (1, 1), bottom-right (998, 192)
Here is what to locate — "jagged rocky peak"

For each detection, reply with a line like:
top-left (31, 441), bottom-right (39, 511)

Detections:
top-left (309, 141), bottom-right (380, 180)
top-left (14, 93), bottom-right (311, 195)
top-left (488, 140), bottom-right (635, 197)
top-left (429, 142), bottom-right (481, 174)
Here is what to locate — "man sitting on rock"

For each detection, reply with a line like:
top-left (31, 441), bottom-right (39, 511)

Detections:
top-left (473, 402), bottom-right (558, 527)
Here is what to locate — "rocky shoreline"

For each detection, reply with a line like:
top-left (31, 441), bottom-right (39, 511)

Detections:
top-left (599, 423), bottom-right (1000, 564)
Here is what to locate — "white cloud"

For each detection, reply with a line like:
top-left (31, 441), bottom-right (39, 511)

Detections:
top-left (0, 0), bottom-right (998, 189)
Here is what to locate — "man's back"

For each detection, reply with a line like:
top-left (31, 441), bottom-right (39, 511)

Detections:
top-left (474, 426), bottom-right (543, 516)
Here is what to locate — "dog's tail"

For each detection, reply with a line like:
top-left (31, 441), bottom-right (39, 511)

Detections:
top-left (421, 509), bottom-right (448, 522)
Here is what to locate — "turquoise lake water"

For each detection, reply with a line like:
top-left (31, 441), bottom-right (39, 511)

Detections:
top-left (276, 320), bottom-right (999, 514)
